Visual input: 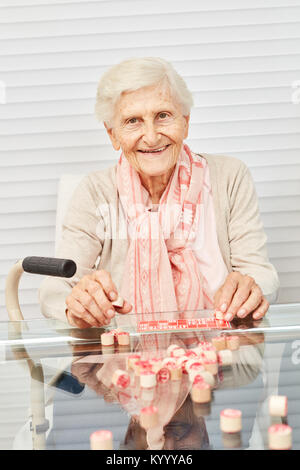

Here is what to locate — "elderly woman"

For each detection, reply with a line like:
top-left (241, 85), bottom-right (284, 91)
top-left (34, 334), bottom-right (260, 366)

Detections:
top-left (39, 57), bottom-right (279, 329)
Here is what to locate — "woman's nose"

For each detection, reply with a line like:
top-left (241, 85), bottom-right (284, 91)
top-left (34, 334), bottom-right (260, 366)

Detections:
top-left (142, 122), bottom-right (161, 147)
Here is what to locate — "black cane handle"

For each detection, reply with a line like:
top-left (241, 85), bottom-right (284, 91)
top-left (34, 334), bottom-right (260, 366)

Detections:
top-left (22, 257), bottom-right (76, 278)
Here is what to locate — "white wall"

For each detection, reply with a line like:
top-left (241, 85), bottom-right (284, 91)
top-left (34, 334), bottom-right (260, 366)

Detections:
top-left (0, 0), bottom-right (300, 320)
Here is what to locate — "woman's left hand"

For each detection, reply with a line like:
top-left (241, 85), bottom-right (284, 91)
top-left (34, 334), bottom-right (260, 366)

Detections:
top-left (213, 271), bottom-right (269, 321)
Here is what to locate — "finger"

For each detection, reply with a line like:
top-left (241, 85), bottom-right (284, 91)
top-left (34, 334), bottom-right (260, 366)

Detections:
top-left (66, 309), bottom-right (92, 329)
top-left (94, 270), bottom-right (118, 303)
top-left (72, 287), bottom-right (106, 326)
top-left (116, 300), bottom-right (133, 315)
top-left (66, 296), bottom-right (91, 319)
top-left (252, 297), bottom-right (269, 320)
top-left (227, 285), bottom-right (263, 321)
top-left (85, 279), bottom-right (116, 322)
top-left (92, 271), bottom-right (133, 315)
top-left (216, 273), bottom-right (239, 314)
top-left (224, 278), bottom-right (255, 321)
top-left (67, 295), bottom-right (102, 327)
top-left (213, 288), bottom-right (222, 310)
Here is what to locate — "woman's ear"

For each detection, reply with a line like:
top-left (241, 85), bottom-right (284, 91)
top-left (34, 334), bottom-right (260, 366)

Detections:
top-left (104, 122), bottom-right (121, 151)
top-left (183, 114), bottom-right (190, 139)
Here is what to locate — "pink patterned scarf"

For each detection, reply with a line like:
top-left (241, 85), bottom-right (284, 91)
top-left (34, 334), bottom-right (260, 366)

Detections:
top-left (116, 144), bottom-right (214, 318)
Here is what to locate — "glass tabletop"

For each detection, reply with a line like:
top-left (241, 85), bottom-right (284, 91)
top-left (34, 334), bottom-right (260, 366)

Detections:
top-left (0, 303), bottom-right (300, 450)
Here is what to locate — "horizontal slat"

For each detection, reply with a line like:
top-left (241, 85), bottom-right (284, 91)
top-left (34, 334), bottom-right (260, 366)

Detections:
top-left (0, 195), bottom-right (57, 213)
top-left (1, 0), bottom-right (300, 9)
top-left (2, 25), bottom-right (300, 57)
top-left (1, 2), bottom-right (300, 24)
top-left (0, 180), bottom-right (65, 198)
top-left (0, 289), bottom-right (37, 306)
top-left (0, 242), bottom-right (54, 261)
top-left (5, 303), bottom-right (49, 319)
top-left (261, 211), bottom-right (300, 228)
top-left (255, 180), bottom-right (300, 197)
top-left (1, 13), bottom-right (300, 44)
top-left (268, 241), bottom-right (300, 258)
top-left (0, 226), bottom-right (54, 245)
top-left (193, 87), bottom-right (294, 107)
top-left (249, 163), bottom-right (300, 182)
top-left (1, 16), bottom-right (300, 46)
top-left (0, 113), bottom-right (99, 134)
top-left (1, 39), bottom-right (300, 72)
top-left (278, 287), bottom-right (300, 303)
top-left (1, 211), bottom-right (56, 229)
top-left (0, 98), bottom-right (94, 120)
top-left (258, 195), bottom-right (300, 213)
top-left (0, 278), bottom-right (47, 294)
top-left (2, 67), bottom-right (300, 91)
top-left (279, 272), bottom-right (300, 288)
top-left (0, 272), bottom-right (47, 291)
top-left (0, 0), bottom-right (111, 5)
top-left (271, 257), bottom-right (300, 272)
top-left (0, 161), bottom-right (111, 182)
top-left (264, 226), bottom-right (300, 243)
top-left (0, 258), bottom-right (59, 276)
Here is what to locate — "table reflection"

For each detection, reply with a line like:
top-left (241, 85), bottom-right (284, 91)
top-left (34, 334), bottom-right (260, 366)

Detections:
top-left (65, 329), bottom-right (265, 450)
top-left (2, 305), bottom-right (300, 450)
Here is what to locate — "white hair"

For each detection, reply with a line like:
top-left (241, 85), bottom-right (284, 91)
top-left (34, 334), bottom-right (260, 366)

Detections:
top-left (94, 57), bottom-right (194, 127)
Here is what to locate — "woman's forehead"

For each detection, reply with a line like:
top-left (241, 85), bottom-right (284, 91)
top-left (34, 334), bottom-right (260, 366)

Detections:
top-left (117, 85), bottom-right (179, 115)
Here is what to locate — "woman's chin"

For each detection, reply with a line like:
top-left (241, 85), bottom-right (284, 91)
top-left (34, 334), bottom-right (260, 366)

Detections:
top-left (139, 165), bottom-right (172, 177)
top-left (138, 157), bottom-right (177, 177)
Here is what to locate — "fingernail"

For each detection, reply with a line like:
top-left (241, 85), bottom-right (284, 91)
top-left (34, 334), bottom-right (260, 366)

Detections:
top-left (109, 291), bottom-right (117, 301)
top-left (237, 309), bottom-right (246, 318)
top-left (253, 312), bottom-right (262, 319)
top-left (225, 313), bottom-right (233, 321)
top-left (107, 309), bottom-right (115, 318)
top-left (220, 303), bottom-right (227, 313)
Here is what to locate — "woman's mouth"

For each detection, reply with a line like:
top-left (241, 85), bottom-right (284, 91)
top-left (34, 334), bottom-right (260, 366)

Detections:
top-left (137, 144), bottom-right (170, 156)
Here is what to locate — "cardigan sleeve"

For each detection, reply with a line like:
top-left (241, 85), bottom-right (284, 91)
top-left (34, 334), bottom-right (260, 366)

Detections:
top-left (38, 175), bottom-right (104, 322)
top-left (228, 162), bottom-right (280, 304)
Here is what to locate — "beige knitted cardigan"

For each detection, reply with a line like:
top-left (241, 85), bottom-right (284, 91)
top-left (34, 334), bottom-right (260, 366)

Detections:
top-left (39, 152), bottom-right (280, 323)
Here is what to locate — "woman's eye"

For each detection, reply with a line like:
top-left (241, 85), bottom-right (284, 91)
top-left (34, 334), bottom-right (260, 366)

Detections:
top-left (127, 118), bottom-right (138, 124)
top-left (158, 112), bottom-right (168, 119)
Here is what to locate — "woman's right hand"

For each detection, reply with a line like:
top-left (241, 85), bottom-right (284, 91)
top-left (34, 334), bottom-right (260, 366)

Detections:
top-left (65, 269), bottom-right (132, 328)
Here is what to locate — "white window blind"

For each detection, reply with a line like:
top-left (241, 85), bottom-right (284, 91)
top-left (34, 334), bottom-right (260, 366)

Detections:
top-left (0, 0), bottom-right (300, 320)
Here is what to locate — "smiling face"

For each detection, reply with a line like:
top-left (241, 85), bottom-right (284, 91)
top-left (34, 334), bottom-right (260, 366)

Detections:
top-left (105, 83), bottom-right (190, 182)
